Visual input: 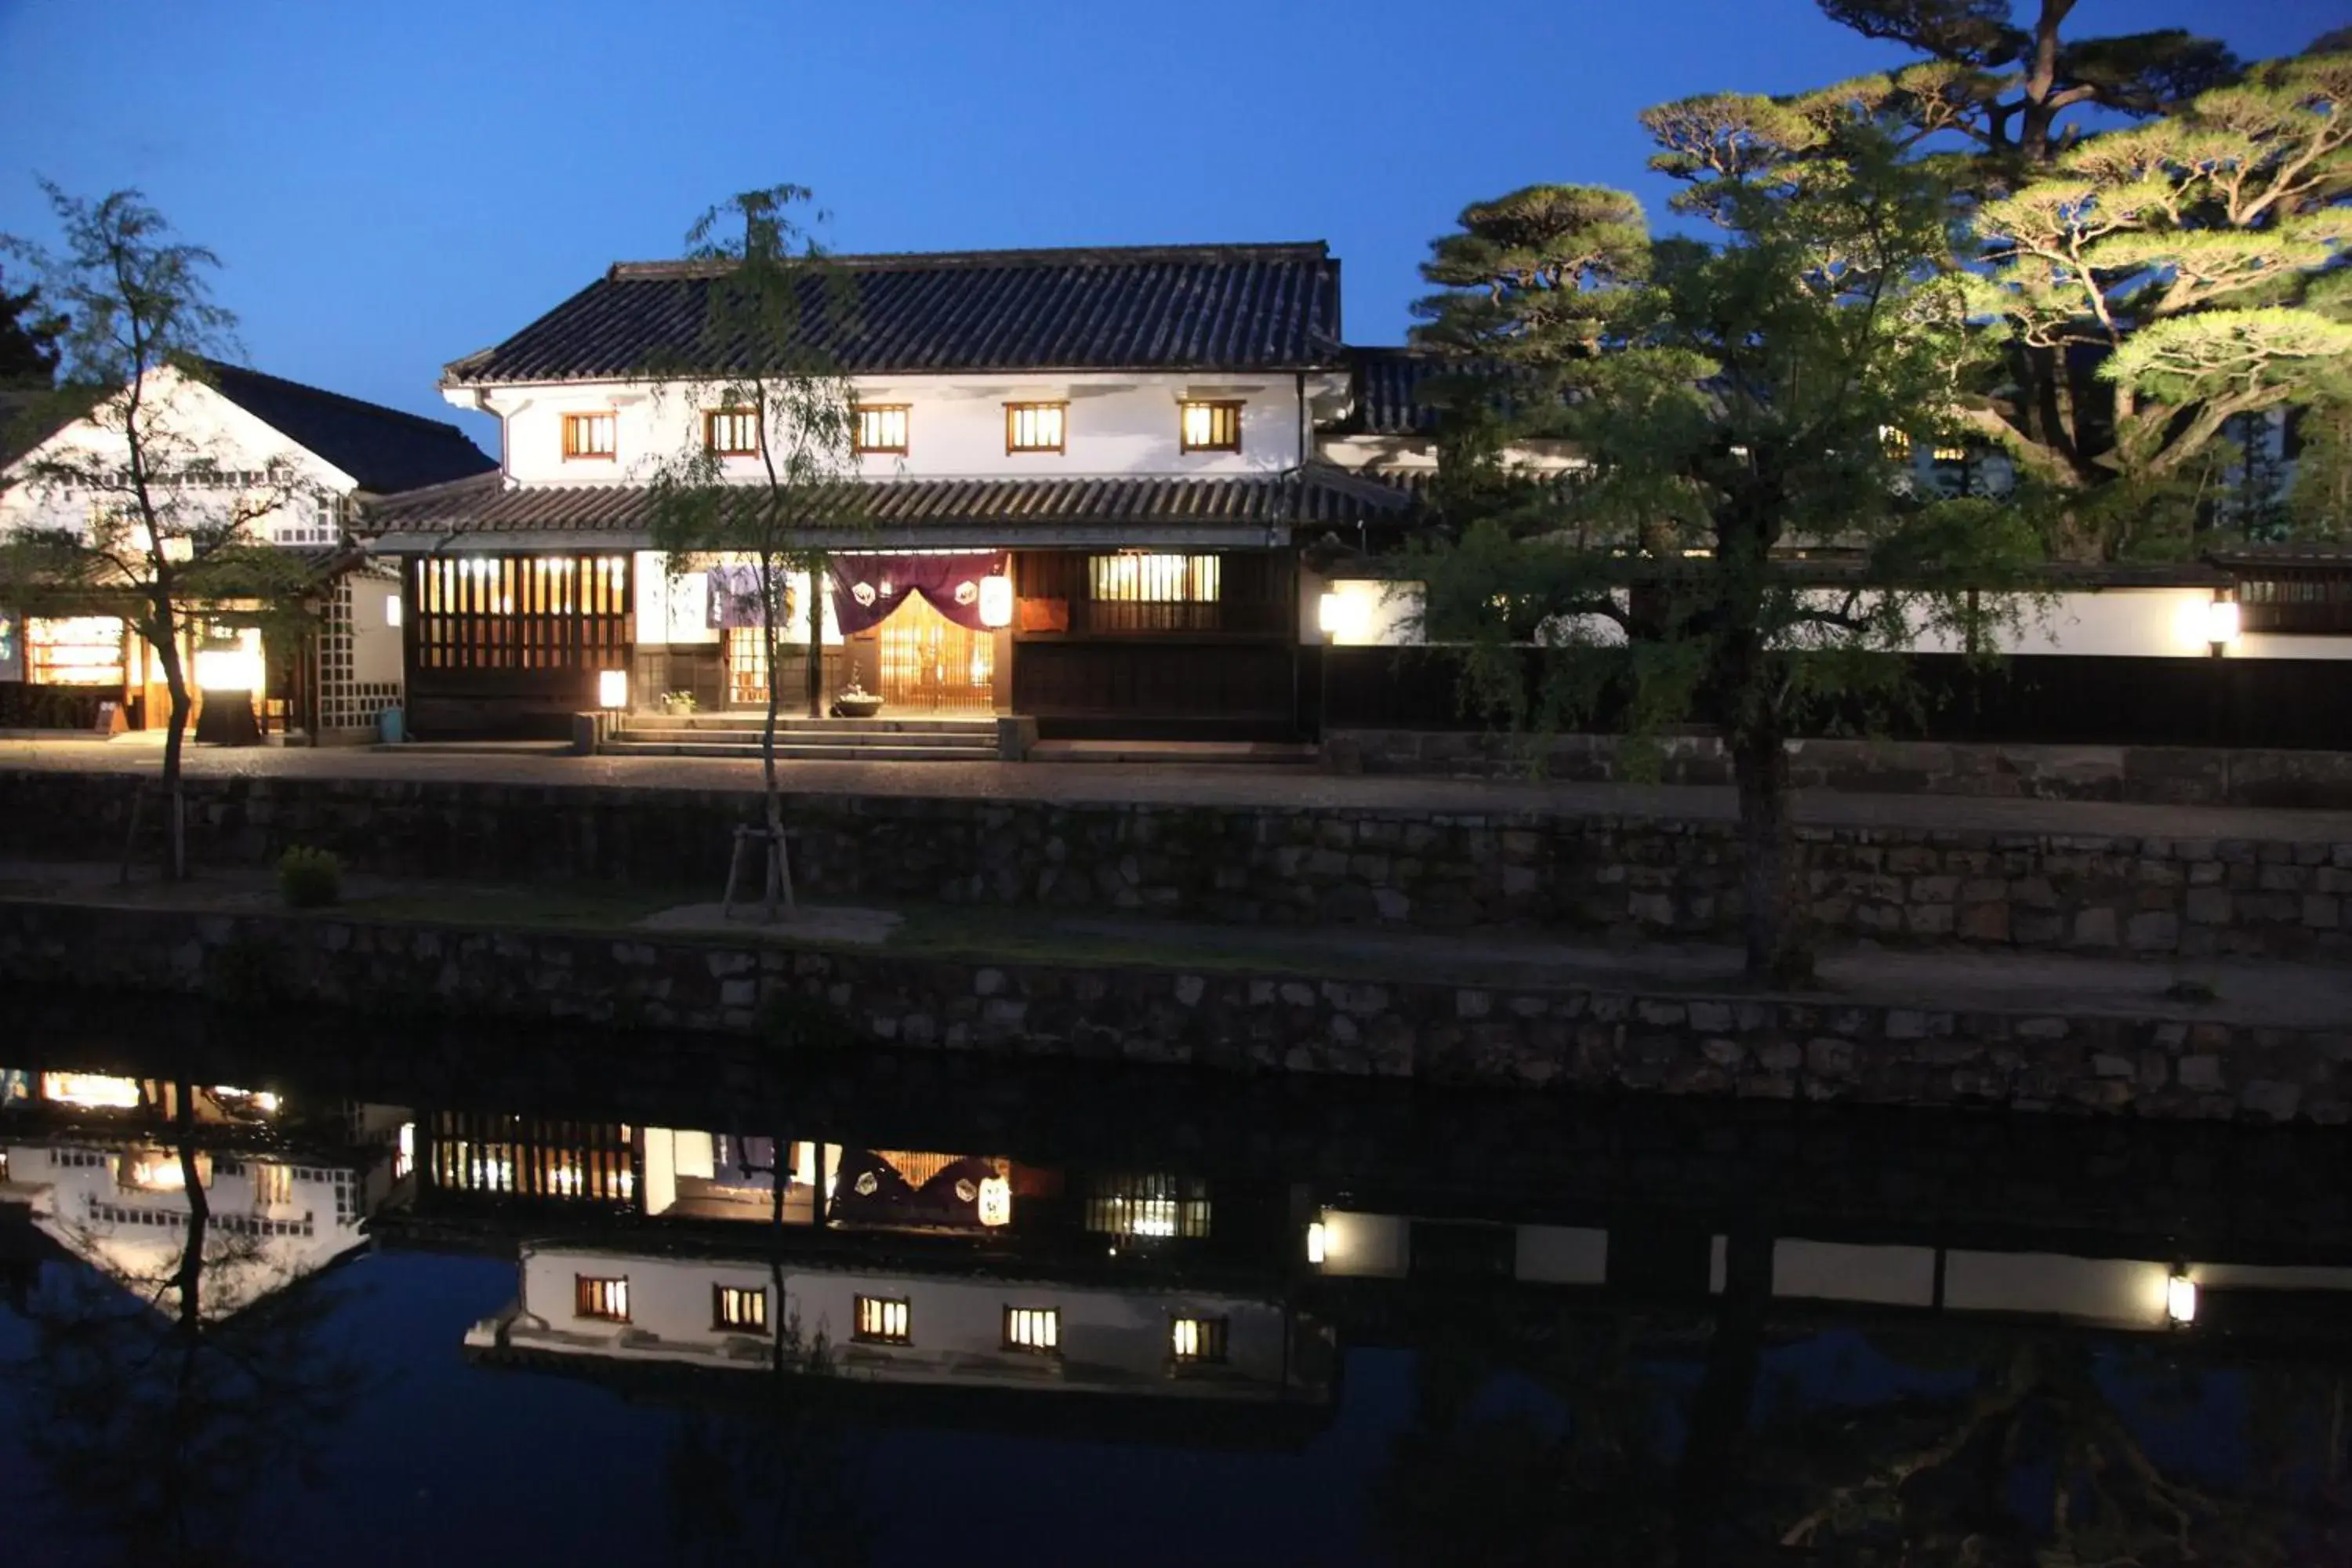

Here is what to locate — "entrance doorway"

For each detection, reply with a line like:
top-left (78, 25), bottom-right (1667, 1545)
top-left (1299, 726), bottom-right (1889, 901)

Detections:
top-left (875, 593), bottom-right (993, 713)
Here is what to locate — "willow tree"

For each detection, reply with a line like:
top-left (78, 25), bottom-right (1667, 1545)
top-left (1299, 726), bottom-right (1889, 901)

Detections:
top-left (1649, 8), bottom-right (2352, 558)
top-left (641, 184), bottom-right (862, 920)
top-left (1, 185), bottom-right (311, 879)
top-left (1412, 129), bottom-right (2031, 984)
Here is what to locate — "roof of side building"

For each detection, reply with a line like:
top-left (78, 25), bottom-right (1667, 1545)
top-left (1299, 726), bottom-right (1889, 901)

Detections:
top-left (198, 359), bottom-right (497, 493)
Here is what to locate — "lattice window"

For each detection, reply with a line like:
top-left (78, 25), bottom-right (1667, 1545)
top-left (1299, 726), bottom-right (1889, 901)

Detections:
top-left (855, 1295), bottom-right (911, 1344)
top-left (1003, 1305), bottom-right (1059, 1352)
top-left (1084, 1172), bottom-right (1212, 1239)
top-left (714, 1284), bottom-right (768, 1330)
top-left (1171, 1316), bottom-right (1228, 1363)
top-left (1179, 401), bottom-right (1242, 453)
top-left (575, 1276), bottom-right (630, 1322)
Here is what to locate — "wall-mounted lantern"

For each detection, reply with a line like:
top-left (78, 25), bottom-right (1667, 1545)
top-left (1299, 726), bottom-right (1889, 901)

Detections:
top-left (2205, 593), bottom-right (2240, 659)
top-left (2166, 1268), bottom-right (2198, 1327)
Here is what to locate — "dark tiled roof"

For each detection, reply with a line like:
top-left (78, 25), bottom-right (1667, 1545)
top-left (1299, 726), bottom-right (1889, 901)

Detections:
top-left (361, 466), bottom-right (1410, 548)
top-left (1331, 347), bottom-right (1564, 437)
top-left (2211, 542), bottom-right (2352, 568)
top-left (198, 359), bottom-right (496, 494)
top-left (444, 243), bottom-right (1345, 383)
top-left (1341, 348), bottom-right (1446, 435)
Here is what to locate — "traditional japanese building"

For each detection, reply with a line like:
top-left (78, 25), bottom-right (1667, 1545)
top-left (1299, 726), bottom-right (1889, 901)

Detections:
top-left (0, 361), bottom-right (494, 740)
top-left (363, 241), bottom-right (1414, 742)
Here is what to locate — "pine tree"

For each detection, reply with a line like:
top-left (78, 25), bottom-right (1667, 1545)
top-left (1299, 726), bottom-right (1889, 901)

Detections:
top-left (1647, 5), bottom-right (2351, 558)
top-left (1410, 129), bottom-right (2032, 984)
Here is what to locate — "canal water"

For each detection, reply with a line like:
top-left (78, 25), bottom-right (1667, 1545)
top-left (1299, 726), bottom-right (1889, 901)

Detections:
top-left (1, 997), bottom-right (2347, 1565)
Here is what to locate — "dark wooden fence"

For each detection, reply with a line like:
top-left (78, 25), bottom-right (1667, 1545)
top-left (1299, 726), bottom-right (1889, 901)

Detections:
top-left (1324, 647), bottom-right (2352, 752)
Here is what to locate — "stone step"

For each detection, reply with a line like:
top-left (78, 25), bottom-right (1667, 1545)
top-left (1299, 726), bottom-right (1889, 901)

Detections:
top-left (601, 739), bottom-right (996, 763)
top-left (617, 725), bottom-right (996, 749)
top-left (626, 713), bottom-right (995, 736)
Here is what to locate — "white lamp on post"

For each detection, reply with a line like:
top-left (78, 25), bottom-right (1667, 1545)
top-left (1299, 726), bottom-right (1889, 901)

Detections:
top-left (597, 669), bottom-right (629, 711)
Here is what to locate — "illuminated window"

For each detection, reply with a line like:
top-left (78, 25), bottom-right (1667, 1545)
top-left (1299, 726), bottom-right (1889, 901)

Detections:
top-left (1932, 445), bottom-right (1969, 463)
top-left (854, 1295), bottom-right (911, 1345)
top-left (40, 1072), bottom-right (143, 1109)
top-left (704, 408), bottom-right (760, 456)
top-left (562, 412), bottom-right (617, 460)
top-left (252, 1162), bottom-right (292, 1207)
top-left (856, 405), bottom-right (909, 454)
top-left (409, 555), bottom-right (631, 674)
top-left (1878, 426), bottom-right (1911, 460)
top-left (713, 1284), bottom-right (768, 1330)
top-left (26, 617), bottom-right (127, 688)
top-left (575, 1275), bottom-right (630, 1322)
top-left (120, 1148), bottom-right (195, 1192)
top-left (1170, 1316), bottom-right (1228, 1363)
top-left (1085, 1172), bottom-right (1212, 1239)
top-left (1003, 1305), bottom-right (1059, 1353)
top-left (1179, 401), bottom-right (1243, 453)
top-left (1005, 402), bottom-right (1066, 454)
top-left (1089, 554), bottom-right (1220, 605)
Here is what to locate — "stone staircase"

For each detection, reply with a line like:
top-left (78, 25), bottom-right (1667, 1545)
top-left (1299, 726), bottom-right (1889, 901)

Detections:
top-left (601, 713), bottom-right (1000, 762)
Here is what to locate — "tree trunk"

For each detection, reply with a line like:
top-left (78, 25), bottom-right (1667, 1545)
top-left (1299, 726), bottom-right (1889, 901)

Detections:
top-left (153, 614), bottom-right (191, 883)
top-left (759, 559), bottom-right (795, 918)
top-left (804, 553), bottom-right (825, 720)
top-left (1731, 724), bottom-right (1810, 986)
top-left (1673, 1222), bottom-right (1773, 1563)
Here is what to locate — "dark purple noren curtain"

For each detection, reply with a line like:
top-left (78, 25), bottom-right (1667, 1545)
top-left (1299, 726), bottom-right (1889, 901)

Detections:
top-left (826, 553), bottom-right (1004, 635)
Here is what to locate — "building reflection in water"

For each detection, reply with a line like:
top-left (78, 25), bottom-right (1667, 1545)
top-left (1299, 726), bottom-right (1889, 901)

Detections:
top-left (0, 1065), bottom-right (411, 1563)
top-left (4, 1051), bottom-right (2350, 1562)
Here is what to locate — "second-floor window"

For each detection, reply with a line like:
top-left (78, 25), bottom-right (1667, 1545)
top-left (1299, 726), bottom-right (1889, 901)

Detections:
top-left (575, 1275), bottom-right (630, 1321)
top-left (1179, 401), bottom-right (1242, 453)
top-left (713, 1284), bottom-right (767, 1330)
top-left (1004, 1305), bottom-right (1060, 1353)
top-left (854, 1295), bottom-right (911, 1345)
top-left (1170, 1316), bottom-right (1229, 1363)
top-left (705, 408), bottom-right (760, 456)
top-left (563, 412), bottom-right (617, 461)
top-left (856, 405), bottom-right (909, 455)
top-left (1005, 402), bottom-right (1066, 454)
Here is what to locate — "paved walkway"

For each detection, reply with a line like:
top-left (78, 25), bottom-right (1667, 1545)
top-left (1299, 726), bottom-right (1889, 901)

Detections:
top-left (5, 736), bottom-right (2352, 843)
top-left (5, 856), bottom-right (2346, 1029)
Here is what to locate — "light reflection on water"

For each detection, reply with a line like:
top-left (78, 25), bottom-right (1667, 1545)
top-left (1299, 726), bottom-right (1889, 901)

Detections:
top-left (0, 1017), bottom-right (2347, 1566)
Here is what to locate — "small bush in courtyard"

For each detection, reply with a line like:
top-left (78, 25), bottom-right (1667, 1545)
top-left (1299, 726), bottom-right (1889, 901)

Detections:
top-left (278, 846), bottom-right (343, 909)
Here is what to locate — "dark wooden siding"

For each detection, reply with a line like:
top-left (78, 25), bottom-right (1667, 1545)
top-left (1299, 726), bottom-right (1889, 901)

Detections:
top-left (1011, 548), bottom-right (1301, 739)
top-left (404, 553), bottom-right (633, 739)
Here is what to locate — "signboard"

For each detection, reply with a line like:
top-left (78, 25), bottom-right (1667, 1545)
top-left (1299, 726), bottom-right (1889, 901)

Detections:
top-left (0, 608), bottom-right (21, 683)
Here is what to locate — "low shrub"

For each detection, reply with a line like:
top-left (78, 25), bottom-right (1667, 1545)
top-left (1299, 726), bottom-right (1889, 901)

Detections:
top-left (277, 846), bottom-right (343, 909)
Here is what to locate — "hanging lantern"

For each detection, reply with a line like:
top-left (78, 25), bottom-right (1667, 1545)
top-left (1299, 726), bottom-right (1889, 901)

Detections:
top-left (978, 574), bottom-right (1015, 630)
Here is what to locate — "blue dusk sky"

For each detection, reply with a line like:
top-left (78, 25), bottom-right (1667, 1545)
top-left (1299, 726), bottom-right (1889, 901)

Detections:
top-left (1, 0), bottom-right (2341, 448)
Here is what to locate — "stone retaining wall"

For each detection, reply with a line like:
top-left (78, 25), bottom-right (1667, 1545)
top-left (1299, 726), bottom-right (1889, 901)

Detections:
top-left (1, 898), bottom-right (2343, 1124)
top-left (0, 769), bottom-right (2347, 961)
top-left (1328, 730), bottom-right (2352, 810)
